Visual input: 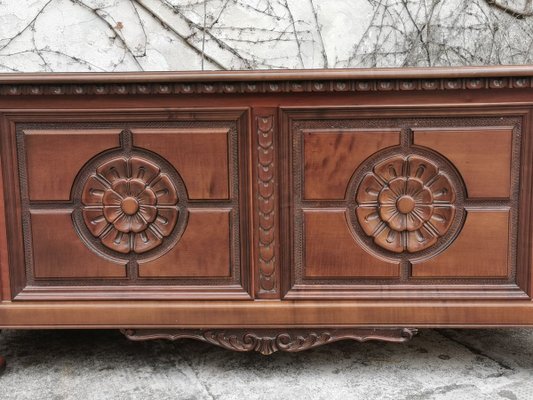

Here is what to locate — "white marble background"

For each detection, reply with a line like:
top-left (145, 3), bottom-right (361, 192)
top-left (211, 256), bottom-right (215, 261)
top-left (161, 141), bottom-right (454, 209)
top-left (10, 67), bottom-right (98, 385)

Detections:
top-left (0, 0), bottom-right (532, 72)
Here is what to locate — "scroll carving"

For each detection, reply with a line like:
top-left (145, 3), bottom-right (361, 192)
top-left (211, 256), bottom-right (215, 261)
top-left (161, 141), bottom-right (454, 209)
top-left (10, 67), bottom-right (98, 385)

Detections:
top-left (255, 114), bottom-right (278, 296)
top-left (121, 328), bottom-right (418, 355)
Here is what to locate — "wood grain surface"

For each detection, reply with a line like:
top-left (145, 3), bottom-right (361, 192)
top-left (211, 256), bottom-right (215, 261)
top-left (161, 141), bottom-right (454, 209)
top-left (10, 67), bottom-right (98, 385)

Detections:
top-left (0, 66), bottom-right (532, 333)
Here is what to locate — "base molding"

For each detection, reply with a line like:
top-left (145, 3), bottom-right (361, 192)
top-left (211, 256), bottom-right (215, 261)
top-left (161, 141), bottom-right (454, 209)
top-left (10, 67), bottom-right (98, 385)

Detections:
top-left (121, 328), bottom-right (418, 355)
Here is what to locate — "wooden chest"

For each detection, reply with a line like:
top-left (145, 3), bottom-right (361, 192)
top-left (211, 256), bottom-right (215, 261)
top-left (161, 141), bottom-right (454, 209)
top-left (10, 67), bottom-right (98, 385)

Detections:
top-left (1, 66), bottom-right (533, 358)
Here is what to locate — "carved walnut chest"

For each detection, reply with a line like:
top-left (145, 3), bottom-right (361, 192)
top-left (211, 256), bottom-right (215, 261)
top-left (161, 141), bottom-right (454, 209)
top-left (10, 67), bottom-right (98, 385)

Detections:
top-left (0, 66), bottom-right (532, 360)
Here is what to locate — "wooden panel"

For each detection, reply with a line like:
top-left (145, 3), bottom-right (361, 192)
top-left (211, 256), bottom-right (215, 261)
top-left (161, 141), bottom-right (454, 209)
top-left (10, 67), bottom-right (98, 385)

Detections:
top-left (139, 209), bottom-right (231, 278)
top-left (8, 300), bottom-right (533, 328)
top-left (24, 129), bottom-right (120, 201)
top-left (413, 127), bottom-right (513, 198)
top-left (412, 210), bottom-right (510, 278)
top-left (303, 210), bottom-right (400, 278)
top-left (133, 128), bottom-right (230, 200)
top-left (303, 129), bottom-right (400, 200)
top-left (30, 210), bottom-right (126, 279)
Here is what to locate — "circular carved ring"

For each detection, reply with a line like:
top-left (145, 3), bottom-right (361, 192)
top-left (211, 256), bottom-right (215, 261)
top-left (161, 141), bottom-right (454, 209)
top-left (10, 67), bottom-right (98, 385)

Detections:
top-left (72, 150), bottom-right (188, 262)
top-left (348, 147), bottom-right (465, 261)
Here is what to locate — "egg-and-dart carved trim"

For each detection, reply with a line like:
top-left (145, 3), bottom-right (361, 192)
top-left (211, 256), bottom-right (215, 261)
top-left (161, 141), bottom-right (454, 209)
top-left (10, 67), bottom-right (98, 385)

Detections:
top-left (1, 75), bottom-right (532, 96)
top-left (122, 328), bottom-right (418, 355)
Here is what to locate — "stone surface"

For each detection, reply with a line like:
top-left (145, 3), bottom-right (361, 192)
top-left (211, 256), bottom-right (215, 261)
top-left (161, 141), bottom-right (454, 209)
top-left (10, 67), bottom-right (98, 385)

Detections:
top-left (1, 0), bottom-right (533, 71)
top-left (0, 329), bottom-right (533, 399)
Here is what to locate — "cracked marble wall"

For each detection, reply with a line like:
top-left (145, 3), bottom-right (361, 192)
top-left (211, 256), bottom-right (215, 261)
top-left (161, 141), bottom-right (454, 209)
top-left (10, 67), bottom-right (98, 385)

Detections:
top-left (0, 0), bottom-right (532, 72)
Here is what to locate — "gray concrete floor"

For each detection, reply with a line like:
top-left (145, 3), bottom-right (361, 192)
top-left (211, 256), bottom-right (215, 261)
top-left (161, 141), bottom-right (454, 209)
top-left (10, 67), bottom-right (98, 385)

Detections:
top-left (0, 329), bottom-right (532, 399)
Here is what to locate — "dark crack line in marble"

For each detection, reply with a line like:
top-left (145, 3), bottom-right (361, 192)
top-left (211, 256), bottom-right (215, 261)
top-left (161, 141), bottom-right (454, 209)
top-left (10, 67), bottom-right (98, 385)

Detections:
top-left (436, 330), bottom-right (514, 371)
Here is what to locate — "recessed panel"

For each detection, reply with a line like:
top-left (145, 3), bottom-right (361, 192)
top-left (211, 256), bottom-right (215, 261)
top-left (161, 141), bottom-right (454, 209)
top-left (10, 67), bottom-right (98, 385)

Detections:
top-left (287, 110), bottom-right (522, 300)
top-left (139, 209), bottom-right (231, 278)
top-left (31, 210), bottom-right (126, 279)
top-left (304, 210), bottom-right (400, 278)
top-left (24, 129), bottom-right (121, 201)
top-left (9, 113), bottom-right (248, 300)
top-left (133, 128), bottom-right (230, 200)
top-left (411, 210), bottom-right (510, 278)
top-left (303, 129), bottom-right (400, 200)
top-left (413, 127), bottom-right (513, 198)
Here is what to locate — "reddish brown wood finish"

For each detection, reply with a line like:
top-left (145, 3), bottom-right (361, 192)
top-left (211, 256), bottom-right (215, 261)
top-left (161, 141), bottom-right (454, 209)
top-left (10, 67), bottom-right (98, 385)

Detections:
top-left (138, 210), bottom-right (231, 278)
top-left (31, 210), bottom-right (126, 279)
top-left (133, 128), bottom-right (231, 200)
top-left (24, 129), bottom-right (121, 201)
top-left (0, 66), bottom-right (532, 355)
top-left (303, 210), bottom-right (400, 278)
top-left (303, 129), bottom-right (400, 200)
top-left (413, 127), bottom-right (513, 199)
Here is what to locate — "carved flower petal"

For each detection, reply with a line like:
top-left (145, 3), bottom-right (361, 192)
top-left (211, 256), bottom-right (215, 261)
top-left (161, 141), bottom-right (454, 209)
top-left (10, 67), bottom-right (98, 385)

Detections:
top-left (406, 226), bottom-right (437, 253)
top-left (97, 157), bottom-right (128, 184)
top-left (388, 213), bottom-right (407, 231)
top-left (130, 157), bottom-right (160, 185)
top-left (150, 174), bottom-right (178, 205)
top-left (127, 179), bottom-right (147, 197)
top-left (113, 214), bottom-right (132, 233)
top-left (388, 177), bottom-right (407, 197)
top-left (133, 228), bottom-right (163, 254)
top-left (101, 228), bottom-right (130, 254)
top-left (151, 208), bottom-right (179, 236)
top-left (356, 206), bottom-right (381, 236)
top-left (428, 205), bottom-right (456, 235)
top-left (82, 208), bottom-right (109, 236)
top-left (138, 205), bottom-right (157, 223)
top-left (374, 155), bottom-right (405, 182)
top-left (137, 188), bottom-right (157, 206)
top-left (405, 178), bottom-right (424, 197)
top-left (356, 174), bottom-right (383, 204)
top-left (379, 204), bottom-right (398, 222)
top-left (102, 189), bottom-right (123, 206)
top-left (413, 187), bottom-right (433, 205)
top-left (111, 179), bottom-right (129, 197)
top-left (373, 226), bottom-right (403, 253)
top-left (406, 212), bottom-right (425, 232)
top-left (378, 187), bottom-right (397, 205)
top-left (129, 214), bottom-right (147, 233)
top-left (412, 204), bottom-right (433, 221)
top-left (428, 175), bottom-right (456, 203)
top-left (103, 205), bottom-right (123, 223)
top-left (81, 175), bottom-right (108, 206)
top-left (407, 156), bottom-right (438, 184)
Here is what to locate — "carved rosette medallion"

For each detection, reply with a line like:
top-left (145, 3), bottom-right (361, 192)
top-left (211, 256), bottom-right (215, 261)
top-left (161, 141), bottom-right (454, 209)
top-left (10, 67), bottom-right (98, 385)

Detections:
top-left (351, 148), bottom-right (465, 259)
top-left (72, 144), bottom-right (188, 262)
top-left (81, 156), bottom-right (179, 254)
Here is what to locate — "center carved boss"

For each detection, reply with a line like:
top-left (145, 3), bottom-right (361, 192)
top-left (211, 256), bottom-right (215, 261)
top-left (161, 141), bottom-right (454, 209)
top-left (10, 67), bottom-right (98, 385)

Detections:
top-left (355, 154), bottom-right (457, 254)
top-left (81, 156), bottom-right (179, 254)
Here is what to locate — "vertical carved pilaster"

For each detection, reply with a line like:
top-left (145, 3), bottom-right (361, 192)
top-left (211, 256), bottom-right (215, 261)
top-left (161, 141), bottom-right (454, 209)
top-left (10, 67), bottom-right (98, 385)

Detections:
top-left (253, 109), bottom-right (279, 298)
